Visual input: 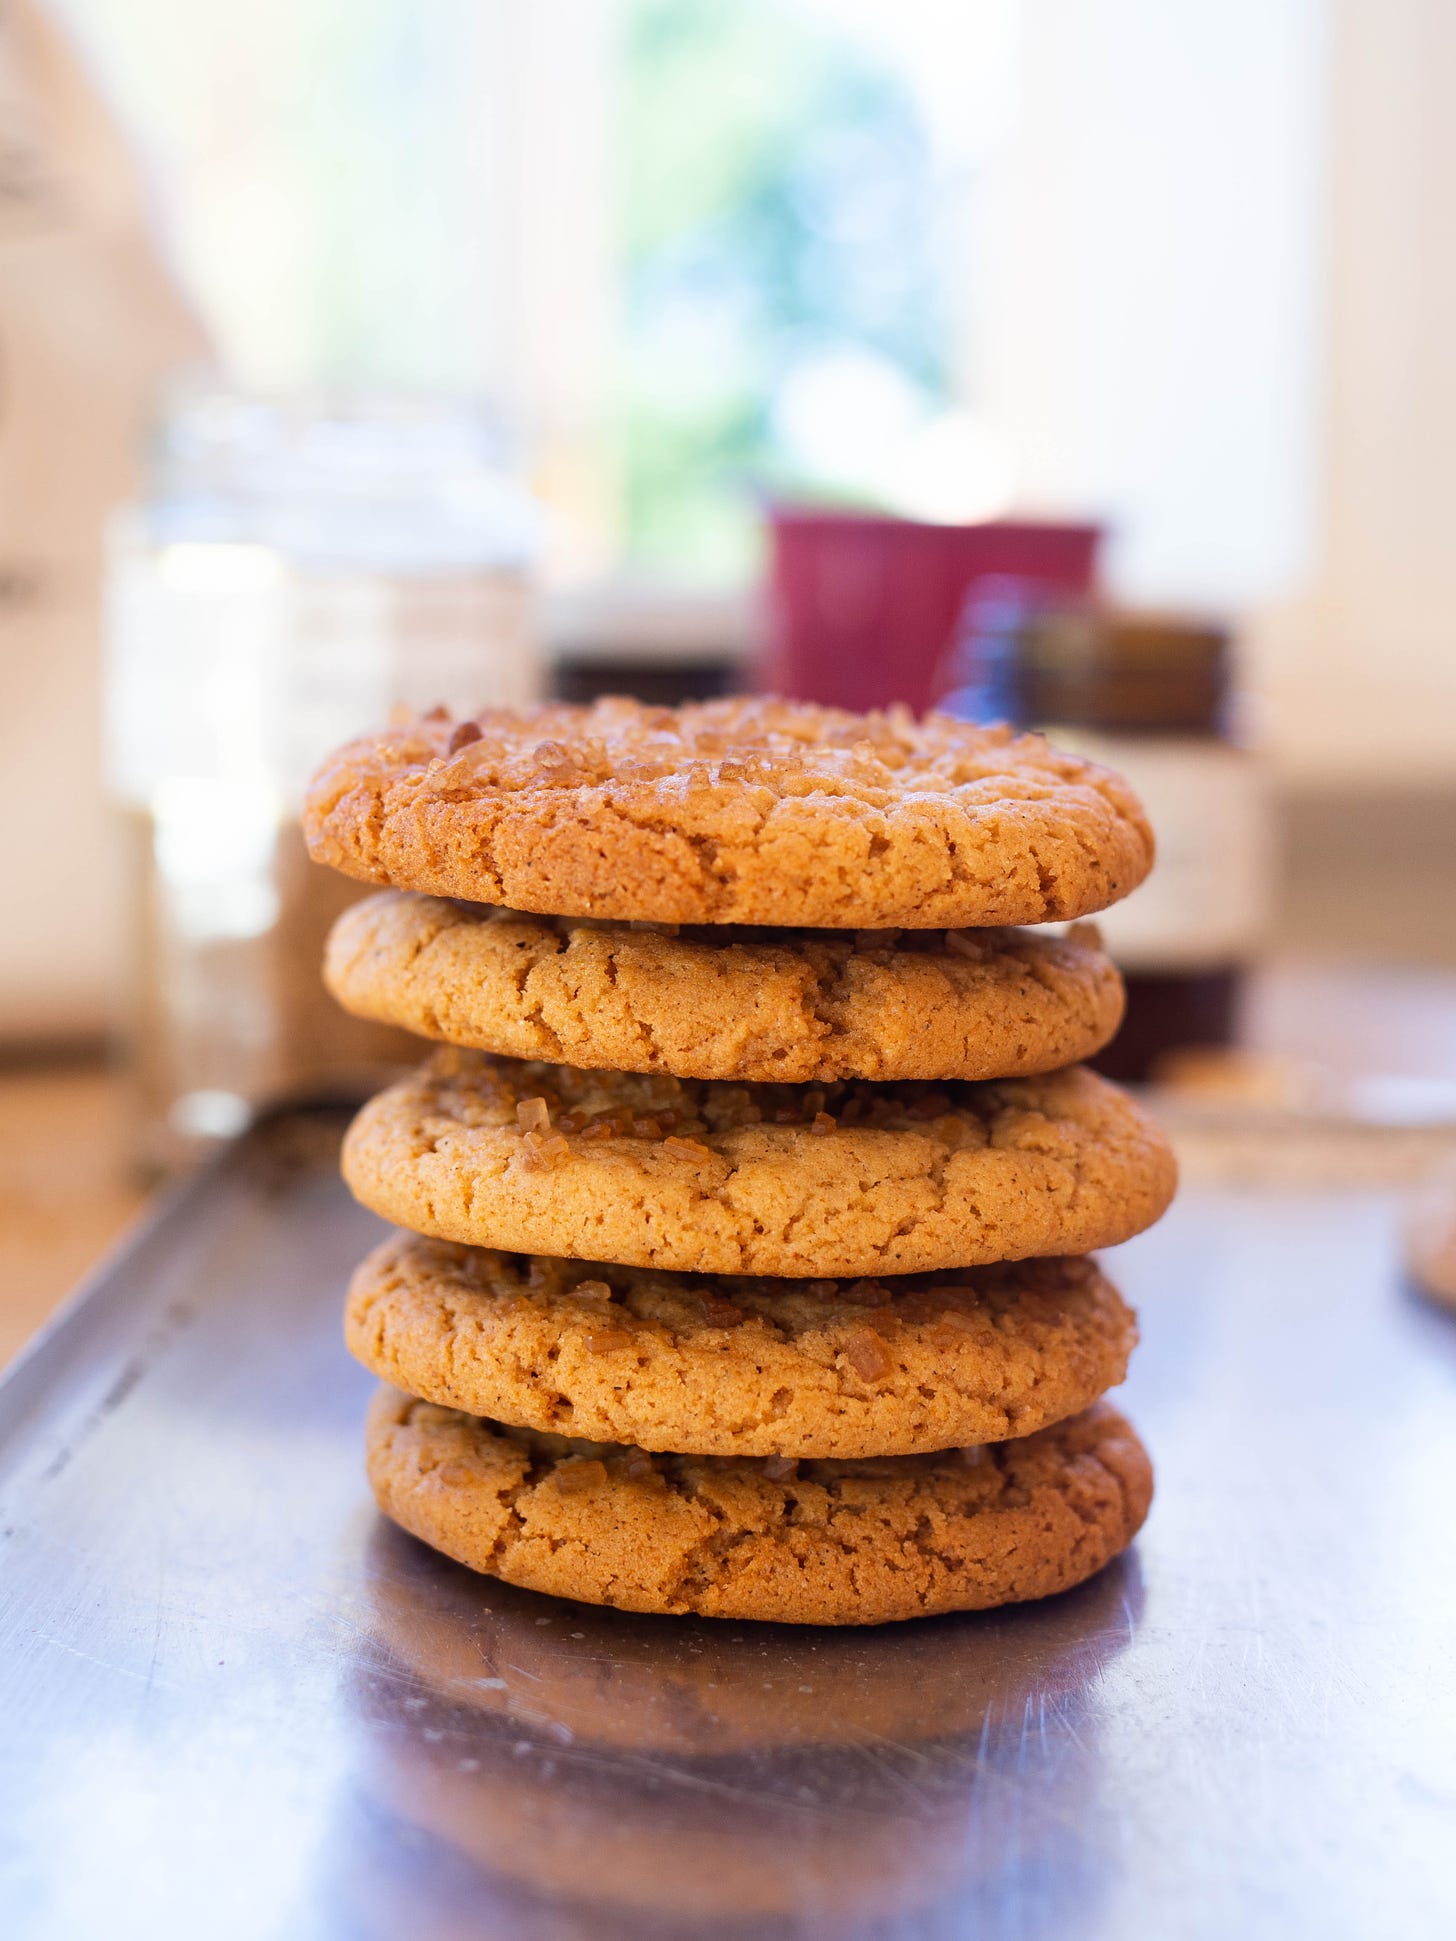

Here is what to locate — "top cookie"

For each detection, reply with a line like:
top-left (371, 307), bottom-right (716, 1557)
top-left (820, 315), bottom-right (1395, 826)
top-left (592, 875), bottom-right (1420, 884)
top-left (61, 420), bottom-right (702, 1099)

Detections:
top-left (303, 696), bottom-right (1154, 929)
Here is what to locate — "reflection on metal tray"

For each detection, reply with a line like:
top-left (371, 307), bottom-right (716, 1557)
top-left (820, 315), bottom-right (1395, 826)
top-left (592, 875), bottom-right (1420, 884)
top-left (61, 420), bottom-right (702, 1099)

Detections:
top-left (1, 1106), bottom-right (1454, 1940)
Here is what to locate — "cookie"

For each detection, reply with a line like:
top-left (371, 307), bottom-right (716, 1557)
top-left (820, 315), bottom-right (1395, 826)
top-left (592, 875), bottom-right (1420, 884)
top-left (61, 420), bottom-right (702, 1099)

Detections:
top-left (346, 1234), bottom-right (1136, 1458)
top-left (365, 1388), bottom-right (1152, 1624)
top-left (325, 891), bottom-right (1125, 1082)
top-left (303, 696), bottom-right (1154, 928)
top-left (362, 1520), bottom-right (1141, 1754)
top-left (341, 1051), bottom-right (1177, 1277)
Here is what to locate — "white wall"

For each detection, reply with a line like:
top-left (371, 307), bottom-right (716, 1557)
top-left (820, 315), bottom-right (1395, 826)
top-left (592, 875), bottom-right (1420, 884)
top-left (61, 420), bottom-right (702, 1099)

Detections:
top-left (0, 2), bottom-right (209, 1040)
top-left (1256, 0), bottom-right (1456, 783)
top-left (1, 0), bottom-right (618, 1039)
top-left (977, 0), bottom-right (1327, 611)
top-left (977, 0), bottom-right (1456, 785)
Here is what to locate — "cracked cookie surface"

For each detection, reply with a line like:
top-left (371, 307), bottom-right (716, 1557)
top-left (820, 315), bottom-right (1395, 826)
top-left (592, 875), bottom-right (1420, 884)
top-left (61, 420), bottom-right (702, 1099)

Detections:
top-left (365, 1388), bottom-right (1153, 1624)
top-left (303, 696), bottom-right (1154, 929)
top-left (325, 891), bottom-right (1124, 1082)
top-left (347, 1235), bottom-right (1136, 1458)
top-left (341, 1050), bottom-right (1178, 1277)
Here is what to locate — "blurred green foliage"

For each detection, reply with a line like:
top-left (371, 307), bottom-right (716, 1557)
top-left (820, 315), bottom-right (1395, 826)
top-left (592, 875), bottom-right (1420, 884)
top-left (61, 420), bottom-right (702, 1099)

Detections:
top-left (620, 0), bottom-right (951, 575)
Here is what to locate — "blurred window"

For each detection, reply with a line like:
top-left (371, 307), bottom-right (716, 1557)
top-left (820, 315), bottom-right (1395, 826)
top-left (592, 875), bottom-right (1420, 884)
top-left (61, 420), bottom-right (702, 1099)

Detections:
top-left (56, 0), bottom-right (1010, 587)
top-left (618, 0), bottom-right (959, 575)
top-left (39, 2), bottom-right (1456, 782)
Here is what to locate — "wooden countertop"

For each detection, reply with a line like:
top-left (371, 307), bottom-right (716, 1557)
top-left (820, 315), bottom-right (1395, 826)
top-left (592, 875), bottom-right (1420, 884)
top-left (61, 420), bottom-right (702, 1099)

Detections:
top-left (0, 1068), bottom-right (153, 1368)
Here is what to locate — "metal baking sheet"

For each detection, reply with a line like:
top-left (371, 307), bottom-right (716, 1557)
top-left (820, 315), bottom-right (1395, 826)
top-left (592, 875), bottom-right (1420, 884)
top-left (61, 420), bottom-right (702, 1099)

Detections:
top-left (1, 1105), bottom-right (1453, 1940)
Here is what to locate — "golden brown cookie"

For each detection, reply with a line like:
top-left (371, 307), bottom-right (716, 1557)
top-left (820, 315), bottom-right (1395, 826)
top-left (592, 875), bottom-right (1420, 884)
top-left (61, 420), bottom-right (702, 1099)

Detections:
top-left (341, 1051), bottom-right (1177, 1277)
top-left (303, 696), bottom-right (1154, 929)
top-left (365, 1388), bottom-right (1153, 1625)
top-left (355, 1546), bottom-right (1128, 1916)
top-left (361, 1519), bottom-right (1142, 1755)
top-left (346, 1234), bottom-right (1136, 1458)
top-left (325, 891), bottom-right (1125, 1082)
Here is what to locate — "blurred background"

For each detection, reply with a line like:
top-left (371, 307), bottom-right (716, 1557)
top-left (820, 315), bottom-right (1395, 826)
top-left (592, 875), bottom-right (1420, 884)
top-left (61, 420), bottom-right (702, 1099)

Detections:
top-left (3, 0), bottom-right (1456, 1351)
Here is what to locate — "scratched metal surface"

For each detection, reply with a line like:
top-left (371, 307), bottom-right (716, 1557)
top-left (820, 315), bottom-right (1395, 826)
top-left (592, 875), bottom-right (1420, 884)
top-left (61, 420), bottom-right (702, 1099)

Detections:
top-left (1, 1106), bottom-right (1453, 1941)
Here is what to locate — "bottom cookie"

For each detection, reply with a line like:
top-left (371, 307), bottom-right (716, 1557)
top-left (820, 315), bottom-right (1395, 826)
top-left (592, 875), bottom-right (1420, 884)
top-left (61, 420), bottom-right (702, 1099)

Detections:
top-left (365, 1387), bottom-right (1152, 1626)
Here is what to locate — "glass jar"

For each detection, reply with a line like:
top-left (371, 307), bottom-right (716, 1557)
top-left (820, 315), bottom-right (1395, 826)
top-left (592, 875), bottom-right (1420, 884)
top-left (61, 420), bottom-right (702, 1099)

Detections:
top-left (940, 586), bottom-right (1274, 1081)
top-left (105, 391), bottom-right (542, 1171)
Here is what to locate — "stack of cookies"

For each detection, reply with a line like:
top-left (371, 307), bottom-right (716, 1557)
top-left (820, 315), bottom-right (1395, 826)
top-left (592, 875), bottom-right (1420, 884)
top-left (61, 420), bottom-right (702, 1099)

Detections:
top-left (304, 697), bottom-right (1176, 1626)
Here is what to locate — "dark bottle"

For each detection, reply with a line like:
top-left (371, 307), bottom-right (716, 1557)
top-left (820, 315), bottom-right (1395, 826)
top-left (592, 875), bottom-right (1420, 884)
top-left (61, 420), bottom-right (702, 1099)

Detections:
top-left (940, 585), bottom-right (1272, 1082)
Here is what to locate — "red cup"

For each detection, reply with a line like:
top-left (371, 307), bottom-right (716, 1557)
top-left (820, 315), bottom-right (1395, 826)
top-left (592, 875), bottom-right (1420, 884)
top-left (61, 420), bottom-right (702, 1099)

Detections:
top-left (760, 509), bottom-right (1102, 714)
